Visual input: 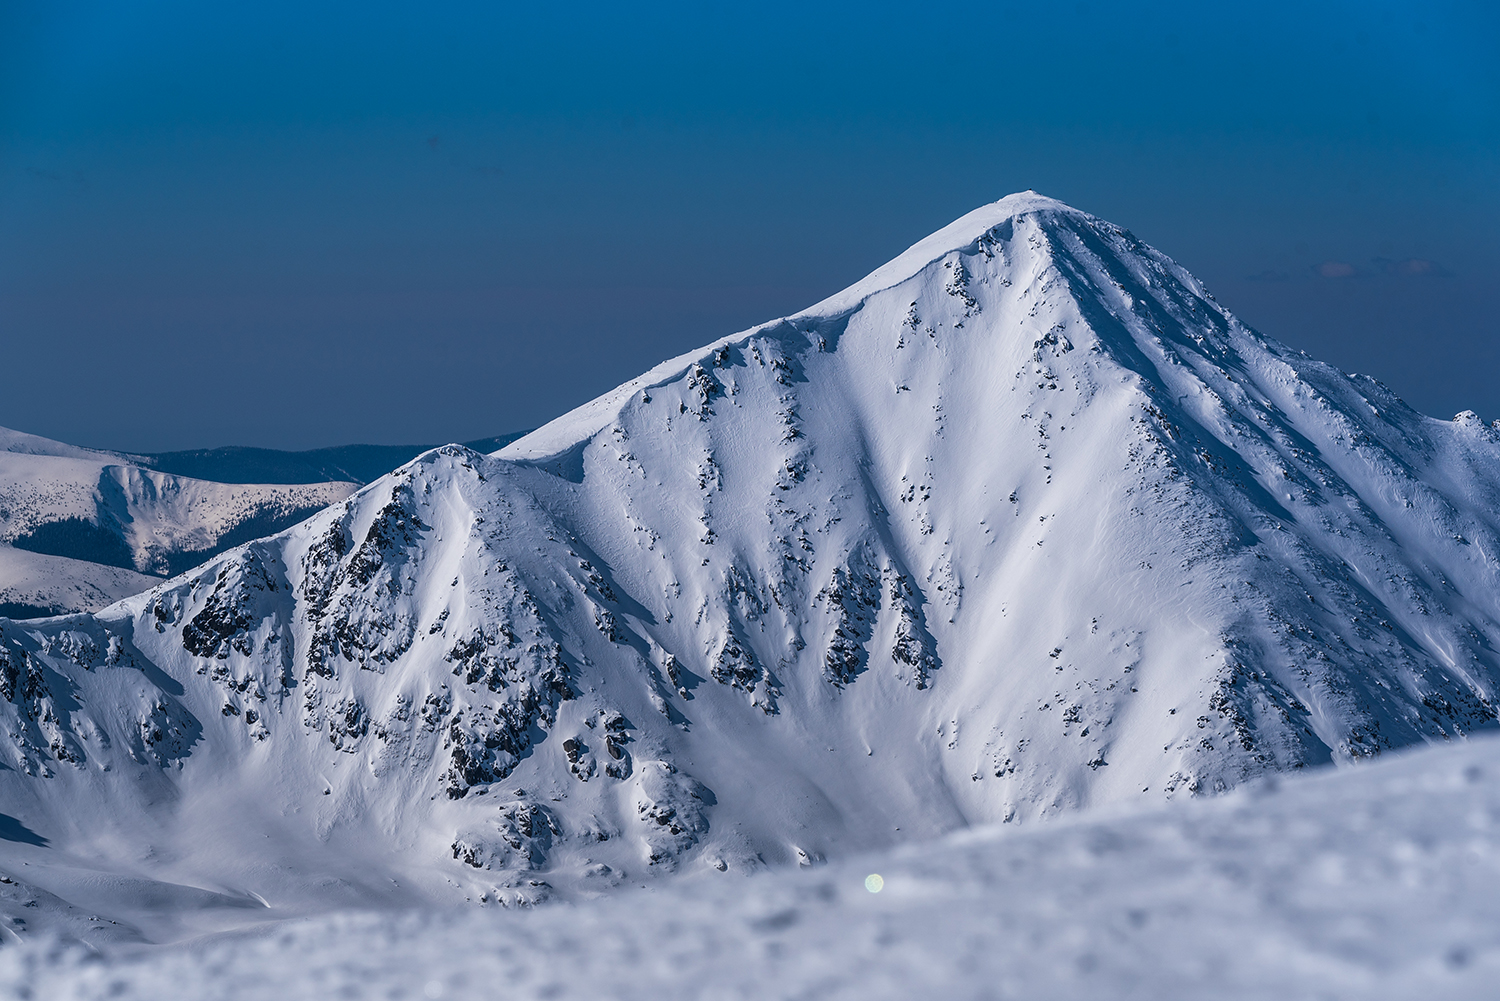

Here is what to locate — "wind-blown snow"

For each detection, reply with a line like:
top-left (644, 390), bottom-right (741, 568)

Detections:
top-left (6, 735), bottom-right (1500, 999)
top-left (2, 191), bottom-right (1500, 945)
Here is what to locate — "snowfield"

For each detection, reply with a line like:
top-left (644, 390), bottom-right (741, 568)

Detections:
top-left (0, 546), bottom-right (159, 623)
top-left (5, 735), bottom-right (1500, 1000)
top-left (3, 191), bottom-right (1500, 994)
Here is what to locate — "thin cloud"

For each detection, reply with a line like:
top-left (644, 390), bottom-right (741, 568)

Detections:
top-left (1374, 257), bottom-right (1451, 277)
top-left (1316, 261), bottom-right (1358, 279)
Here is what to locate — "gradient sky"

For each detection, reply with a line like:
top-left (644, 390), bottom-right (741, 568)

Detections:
top-left (2, 0), bottom-right (1496, 451)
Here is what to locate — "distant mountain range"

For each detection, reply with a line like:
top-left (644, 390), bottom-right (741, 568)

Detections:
top-left (3, 192), bottom-right (1500, 945)
top-left (0, 428), bottom-right (527, 617)
top-left (131, 434), bottom-right (528, 486)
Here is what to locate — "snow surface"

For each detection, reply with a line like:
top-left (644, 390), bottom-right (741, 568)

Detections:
top-left (0, 547), bottom-right (158, 621)
top-left (5, 734), bottom-right (1500, 1000)
top-left (0, 428), bottom-right (356, 613)
top-left (3, 191), bottom-right (1500, 960)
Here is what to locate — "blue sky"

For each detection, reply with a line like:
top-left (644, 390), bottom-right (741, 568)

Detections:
top-left (2, 1), bottom-right (1496, 450)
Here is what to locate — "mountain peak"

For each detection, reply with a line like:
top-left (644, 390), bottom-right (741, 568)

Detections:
top-left (951, 188), bottom-right (1093, 234)
top-left (799, 190), bottom-right (1093, 318)
top-left (506, 192), bottom-right (1103, 462)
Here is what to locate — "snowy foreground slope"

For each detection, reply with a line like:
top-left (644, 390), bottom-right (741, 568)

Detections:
top-left (6, 735), bottom-right (1500, 1000)
top-left (4, 191), bottom-right (1500, 929)
top-left (0, 427), bottom-right (355, 615)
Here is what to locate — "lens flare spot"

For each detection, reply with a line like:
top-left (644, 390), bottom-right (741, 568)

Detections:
top-left (864, 873), bottom-right (884, 893)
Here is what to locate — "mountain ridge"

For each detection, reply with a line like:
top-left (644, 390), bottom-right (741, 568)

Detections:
top-left (0, 428), bottom-right (528, 617)
top-left (0, 438), bottom-right (356, 616)
top-left (131, 433), bottom-right (530, 485)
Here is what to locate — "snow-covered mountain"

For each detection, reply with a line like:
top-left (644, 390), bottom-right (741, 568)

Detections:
top-left (4, 191), bottom-right (1500, 928)
top-left (0, 427), bottom-right (356, 616)
top-left (0, 427), bottom-right (529, 617)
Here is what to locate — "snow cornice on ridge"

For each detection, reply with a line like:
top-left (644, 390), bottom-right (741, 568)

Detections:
top-left (501, 191), bottom-right (1090, 464)
top-left (799, 190), bottom-right (1089, 318)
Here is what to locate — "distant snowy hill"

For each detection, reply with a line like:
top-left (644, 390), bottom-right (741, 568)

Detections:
top-left (4, 192), bottom-right (1500, 934)
top-left (0, 427), bottom-right (357, 616)
top-left (0, 430), bottom-right (526, 617)
top-left (0, 546), bottom-right (160, 623)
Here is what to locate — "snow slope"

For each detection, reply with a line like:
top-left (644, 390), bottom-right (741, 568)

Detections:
top-left (6, 733), bottom-right (1500, 1000)
top-left (0, 547), bottom-right (158, 621)
top-left (3, 191), bottom-right (1500, 930)
top-left (0, 428), bottom-right (356, 614)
